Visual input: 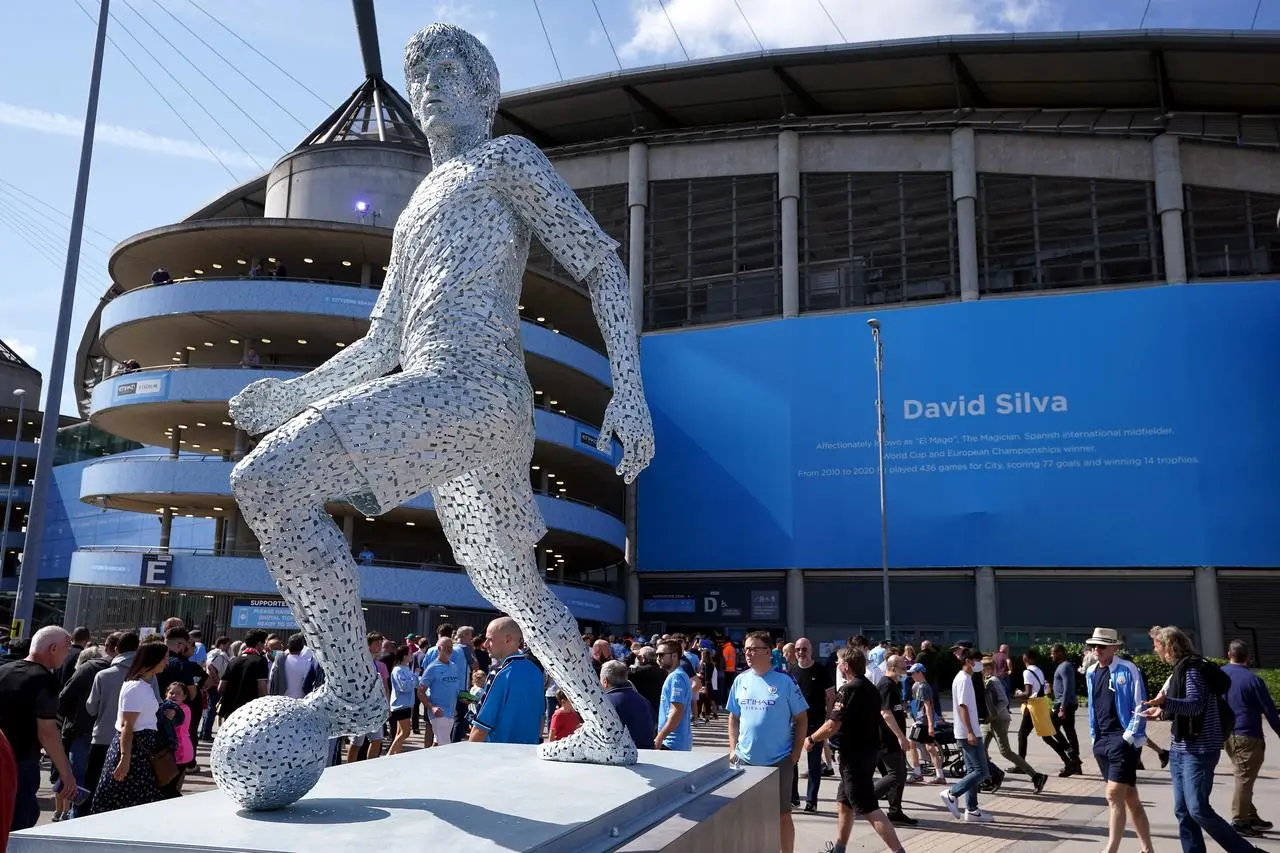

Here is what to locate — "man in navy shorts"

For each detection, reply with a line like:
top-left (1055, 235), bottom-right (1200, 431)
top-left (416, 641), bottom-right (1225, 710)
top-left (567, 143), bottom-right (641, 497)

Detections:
top-left (1085, 627), bottom-right (1155, 853)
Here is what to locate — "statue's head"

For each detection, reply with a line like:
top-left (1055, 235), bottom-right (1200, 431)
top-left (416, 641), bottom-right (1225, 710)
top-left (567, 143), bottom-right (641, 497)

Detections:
top-left (404, 23), bottom-right (500, 136)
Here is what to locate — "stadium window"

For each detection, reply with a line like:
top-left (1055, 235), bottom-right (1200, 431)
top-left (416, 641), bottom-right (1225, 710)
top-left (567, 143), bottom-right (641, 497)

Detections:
top-left (526, 184), bottom-right (628, 282)
top-left (798, 173), bottom-right (957, 312)
top-left (977, 174), bottom-right (1163, 293)
top-left (1183, 185), bottom-right (1280, 280)
top-left (644, 176), bottom-right (781, 330)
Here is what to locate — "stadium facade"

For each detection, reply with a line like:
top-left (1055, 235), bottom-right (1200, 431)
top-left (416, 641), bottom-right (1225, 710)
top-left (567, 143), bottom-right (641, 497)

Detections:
top-left (47, 30), bottom-right (1280, 661)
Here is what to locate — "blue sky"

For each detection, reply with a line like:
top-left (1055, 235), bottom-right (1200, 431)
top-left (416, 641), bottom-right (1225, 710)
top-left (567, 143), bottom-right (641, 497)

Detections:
top-left (0, 0), bottom-right (1270, 416)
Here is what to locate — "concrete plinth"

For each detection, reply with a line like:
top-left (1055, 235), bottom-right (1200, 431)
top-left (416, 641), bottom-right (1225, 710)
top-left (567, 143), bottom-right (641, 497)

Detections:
top-left (10, 744), bottom-right (778, 853)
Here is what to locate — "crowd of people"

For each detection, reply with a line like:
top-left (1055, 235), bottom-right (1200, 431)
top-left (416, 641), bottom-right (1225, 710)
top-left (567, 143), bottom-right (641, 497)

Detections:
top-left (0, 620), bottom-right (1277, 853)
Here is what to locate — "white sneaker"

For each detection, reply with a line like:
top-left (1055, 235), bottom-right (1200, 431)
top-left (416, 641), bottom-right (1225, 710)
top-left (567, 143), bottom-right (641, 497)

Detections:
top-left (964, 809), bottom-right (995, 823)
top-left (939, 790), bottom-right (961, 820)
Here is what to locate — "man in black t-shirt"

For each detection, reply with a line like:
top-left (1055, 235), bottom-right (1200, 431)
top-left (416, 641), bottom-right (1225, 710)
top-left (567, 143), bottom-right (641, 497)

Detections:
top-left (804, 648), bottom-right (904, 853)
top-left (788, 638), bottom-right (834, 811)
top-left (218, 630), bottom-right (271, 721)
top-left (0, 626), bottom-right (78, 832)
top-left (875, 655), bottom-right (916, 826)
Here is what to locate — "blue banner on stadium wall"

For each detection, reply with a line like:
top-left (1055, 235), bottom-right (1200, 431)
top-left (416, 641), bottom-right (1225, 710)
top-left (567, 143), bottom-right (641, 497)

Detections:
top-left (637, 282), bottom-right (1280, 570)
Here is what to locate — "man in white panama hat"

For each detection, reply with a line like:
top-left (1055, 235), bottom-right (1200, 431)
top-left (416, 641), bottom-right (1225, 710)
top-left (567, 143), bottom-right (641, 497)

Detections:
top-left (1084, 627), bottom-right (1155, 853)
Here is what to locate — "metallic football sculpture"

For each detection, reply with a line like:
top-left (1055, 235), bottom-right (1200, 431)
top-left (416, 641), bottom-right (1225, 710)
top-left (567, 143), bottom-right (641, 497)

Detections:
top-left (211, 23), bottom-right (654, 810)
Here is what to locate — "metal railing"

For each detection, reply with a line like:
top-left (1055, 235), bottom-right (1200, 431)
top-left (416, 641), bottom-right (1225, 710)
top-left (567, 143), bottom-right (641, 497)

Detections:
top-left (73, 544), bottom-right (618, 593)
top-left (84, 453), bottom-right (229, 467)
top-left (82, 453), bottom-right (622, 519)
top-left (108, 363), bottom-right (313, 377)
top-left (127, 274), bottom-right (376, 292)
top-left (115, 276), bottom-right (606, 358)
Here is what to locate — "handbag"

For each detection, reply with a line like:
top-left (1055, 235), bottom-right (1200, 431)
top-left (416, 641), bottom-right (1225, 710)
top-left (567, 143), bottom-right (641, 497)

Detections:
top-left (150, 746), bottom-right (180, 787)
top-left (907, 721), bottom-right (924, 741)
top-left (1025, 696), bottom-right (1056, 737)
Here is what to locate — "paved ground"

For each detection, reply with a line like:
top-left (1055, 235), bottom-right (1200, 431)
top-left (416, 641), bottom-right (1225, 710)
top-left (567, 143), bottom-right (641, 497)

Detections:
top-left (32, 708), bottom-right (1280, 852)
top-left (687, 709), bottom-right (1280, 852)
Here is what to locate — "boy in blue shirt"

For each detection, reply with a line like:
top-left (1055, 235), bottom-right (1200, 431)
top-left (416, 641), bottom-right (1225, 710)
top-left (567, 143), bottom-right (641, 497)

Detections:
top-left (729, 631), bottom-right (808, 853)
top-left (656, 640), bottom-right (693, 751)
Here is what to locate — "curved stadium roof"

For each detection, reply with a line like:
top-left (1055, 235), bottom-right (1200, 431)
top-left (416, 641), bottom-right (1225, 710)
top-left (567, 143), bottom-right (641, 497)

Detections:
top-left (491, 30), bottom-right (1280, 150)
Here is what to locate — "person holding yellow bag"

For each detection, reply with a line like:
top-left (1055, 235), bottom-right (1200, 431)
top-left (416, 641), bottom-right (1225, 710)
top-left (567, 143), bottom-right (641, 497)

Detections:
top-left (1016, 648), bottom-right (1078, 775)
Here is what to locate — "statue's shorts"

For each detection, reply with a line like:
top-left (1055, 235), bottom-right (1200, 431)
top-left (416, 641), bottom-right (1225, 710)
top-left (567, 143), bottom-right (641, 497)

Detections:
top-left (308, 366), bottom-right (547, 558)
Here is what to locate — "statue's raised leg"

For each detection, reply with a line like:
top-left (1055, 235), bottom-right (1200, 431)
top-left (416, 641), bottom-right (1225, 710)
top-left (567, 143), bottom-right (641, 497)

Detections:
top-left (212, 409), bottom-right (396, 809)
top-left (436, 456), bottom-right (637, 765)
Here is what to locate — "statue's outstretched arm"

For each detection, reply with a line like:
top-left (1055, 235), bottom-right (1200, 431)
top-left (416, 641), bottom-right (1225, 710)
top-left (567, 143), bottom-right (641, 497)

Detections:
top-left (495, 134), bottom-right (655, 480)
top-left (586, 255), bottom-right (643, 395)
top-left (582, 246), bottom-right (654, 483)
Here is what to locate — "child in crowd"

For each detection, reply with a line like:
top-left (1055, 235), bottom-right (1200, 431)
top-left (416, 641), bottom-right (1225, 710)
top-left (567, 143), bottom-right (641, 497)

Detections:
top-left (159, 682), bottom-right (194, 795)
top-left (549, 691), bottom-right (581, 741)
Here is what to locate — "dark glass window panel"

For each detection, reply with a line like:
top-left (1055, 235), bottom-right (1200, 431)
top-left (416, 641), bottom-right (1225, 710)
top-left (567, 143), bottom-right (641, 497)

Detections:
top-left (978, 174), bottom-right (1163, 293)
top-left (644, 176), bottom-right (781, 330)
top-left (1184, 185), bottom-right (1280, 280)
top-left (799, 173), bottom-right (957, 311)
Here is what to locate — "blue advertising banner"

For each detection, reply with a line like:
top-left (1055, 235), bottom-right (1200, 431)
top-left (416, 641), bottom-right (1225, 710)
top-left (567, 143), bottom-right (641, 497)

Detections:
top-left (230, 599), bottom-right (298, 631)
top-left (637, 282), bottom-right (1280, 570)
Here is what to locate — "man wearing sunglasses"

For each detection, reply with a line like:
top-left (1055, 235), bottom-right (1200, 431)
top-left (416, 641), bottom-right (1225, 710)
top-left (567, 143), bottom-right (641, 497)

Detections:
top-left (1084, 627), bottom-right (1155, 853)
top-left (655, 641), bottom-right (693, 752)
top-left (789, 638), bottom-right (834, 811)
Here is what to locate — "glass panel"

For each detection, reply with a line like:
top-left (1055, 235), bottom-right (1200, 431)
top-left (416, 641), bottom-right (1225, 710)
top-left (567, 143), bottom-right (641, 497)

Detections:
top-left (1184, 185), bottom-right (1280, 280)
top-left (979, 174), bottom-right (1163, 294)
top-left (800, 172), bottom-right (957, 311)
top-left (645, 176), bottom-right (781, 330)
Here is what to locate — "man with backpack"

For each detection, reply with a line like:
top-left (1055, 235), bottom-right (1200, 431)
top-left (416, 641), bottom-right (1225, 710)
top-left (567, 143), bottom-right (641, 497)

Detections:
top-left (1141, 625), bottom-right (1264, 853)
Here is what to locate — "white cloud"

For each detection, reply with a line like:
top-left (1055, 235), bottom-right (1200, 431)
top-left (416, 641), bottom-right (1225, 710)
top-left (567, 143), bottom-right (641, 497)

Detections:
top-left (0, 101), bottom-right (268, 170)
top-left (620, 0), bottom-right (1059, 59)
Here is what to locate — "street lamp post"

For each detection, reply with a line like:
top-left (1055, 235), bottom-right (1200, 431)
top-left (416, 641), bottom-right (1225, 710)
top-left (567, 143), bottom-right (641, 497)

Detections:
top-left (0, 389), bottom-right (26, 596)
top-left (867, 318), bottom-right (891, 642)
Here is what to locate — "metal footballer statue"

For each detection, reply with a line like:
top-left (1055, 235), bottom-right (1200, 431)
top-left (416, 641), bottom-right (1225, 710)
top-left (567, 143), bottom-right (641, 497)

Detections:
top-left (210, 22), bottom-right (654, 810)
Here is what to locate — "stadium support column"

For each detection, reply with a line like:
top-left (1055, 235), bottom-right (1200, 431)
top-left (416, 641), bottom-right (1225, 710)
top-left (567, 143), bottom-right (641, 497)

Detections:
top-left (625, 141), bottom-right (648, 631)
top-left (628, 142), bottom-right (648, 328)
top-left (1153, 134), bottom-right (1187, 284)
top-left (159, 508), bottom-right (172, 551)
top-left (975, 566), bottom-right (998, 651)
top-left (224, 429), bottom-right (248, 556)
top-left (786, 569), bottom-right (804, 641)
top-left (779, 130), bottom-right (800, 318)
top-left (1194, 566), bottom-right (1224, 659)
top-left (341, 516), bottom-right (355, 546)
top-left (952, 128), bottom-right (979, 301)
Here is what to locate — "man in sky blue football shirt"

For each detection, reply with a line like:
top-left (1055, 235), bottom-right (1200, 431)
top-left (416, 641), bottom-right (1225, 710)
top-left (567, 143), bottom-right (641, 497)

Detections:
top-left (656, 640), bottom-right (693, 751)
top-left (418, 637), bottom-right (465, 746)
top-left (729, 631), bottom-right (809, 853)
top-left (468, 618), bottom-right (544, 746)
